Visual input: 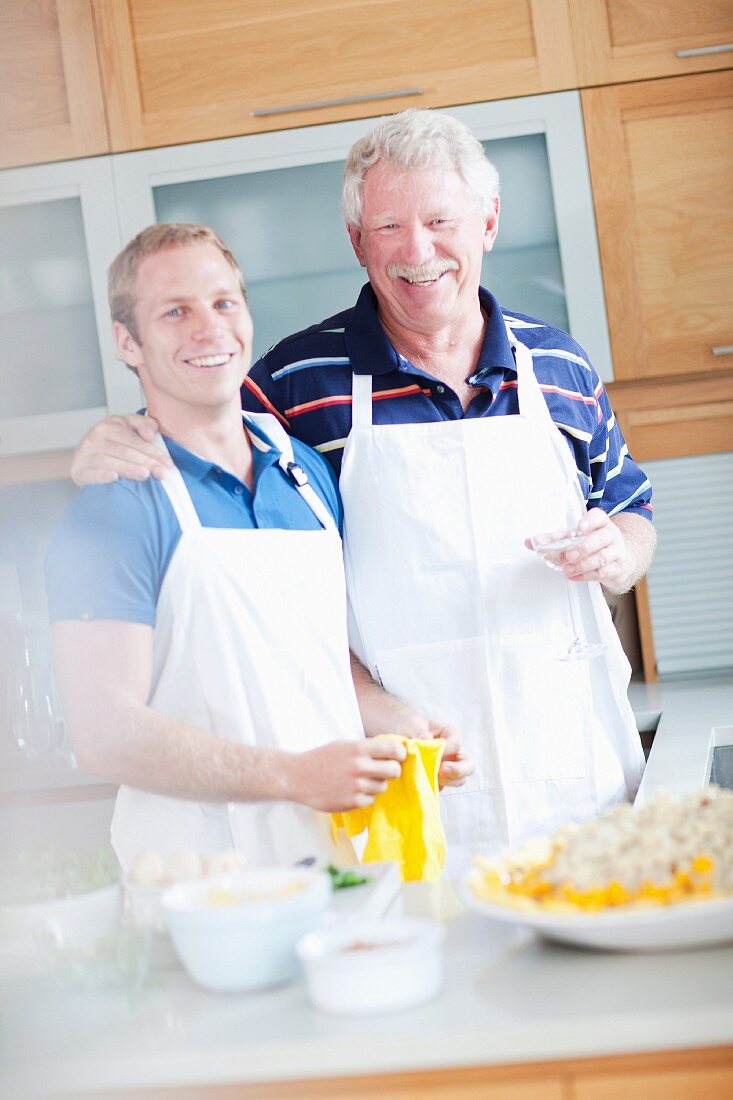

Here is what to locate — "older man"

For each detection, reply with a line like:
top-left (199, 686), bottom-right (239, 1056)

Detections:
top-left (72, 111), bottom-right (655, 863)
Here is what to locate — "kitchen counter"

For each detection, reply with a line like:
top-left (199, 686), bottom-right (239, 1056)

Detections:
top-left (2, 880), bottom-right (733, 1097)
top-left (630, 673), bottom-right (732, 801)
top-left (2, 674), bottom-right (731, 1097)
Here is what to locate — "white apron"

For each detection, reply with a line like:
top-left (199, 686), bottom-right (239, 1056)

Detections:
top-left (340, 327), bottom-right (645, 868)
top-left (111, 413), bottom-right (361, 870)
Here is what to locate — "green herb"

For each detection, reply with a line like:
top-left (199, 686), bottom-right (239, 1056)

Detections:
top-left (326, 864), bottom-right (370, 890)
top-left (0, 845), bottom-right (120, 905)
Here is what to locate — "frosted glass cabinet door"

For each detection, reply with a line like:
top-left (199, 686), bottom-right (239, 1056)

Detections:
top-left (0, 158), bottom-right (139, 456)
top-left (113, 92), bottom-right (613, 377)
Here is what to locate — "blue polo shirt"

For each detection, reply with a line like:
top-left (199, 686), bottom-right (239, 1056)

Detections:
top-left (45, 416), bottom-right (343, 627)
top-left (242, 284), bottom-right (653, 521)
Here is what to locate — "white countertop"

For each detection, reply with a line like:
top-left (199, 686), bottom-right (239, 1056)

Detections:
top-left (630, 673), bottom-right (733, 802)
top-left (2, 674), bottom-right (731, 1096)
top-left (2, 882), bottom-right (732, 1097)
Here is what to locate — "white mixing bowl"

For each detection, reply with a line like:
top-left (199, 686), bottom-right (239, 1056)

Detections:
top-left (162, 867), bottom-right (331, 992)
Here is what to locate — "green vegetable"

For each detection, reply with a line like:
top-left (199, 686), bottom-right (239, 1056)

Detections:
top-left (326, 864), bottom-right (370, 890)
top-left (0, 845), bottom-right (120, 906)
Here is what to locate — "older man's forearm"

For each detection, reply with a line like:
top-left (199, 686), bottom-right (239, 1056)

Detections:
top-left (608, 512), bottom-right (657, 594)
top-left (350, 650), bottom-right (417, 736)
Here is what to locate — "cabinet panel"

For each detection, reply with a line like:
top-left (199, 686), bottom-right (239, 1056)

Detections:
top-left (92, 0), bottom-right (577, 151)
top-left (113, 94), bottom-right (611, 379)
top-left (582, 71), bottom-right (733, 382)
top-left (0, 0), bottom-right (108, 168)
top-left (570, 0), bottom-right (733, 85)
top-left (0, 157), bottom-right (140, 457)
top-left (608, 374), bottom-right (733, 463)
top-left (572, 1063), bottom-right (733, 1100)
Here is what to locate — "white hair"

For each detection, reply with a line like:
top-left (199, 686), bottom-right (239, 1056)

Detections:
top-left (341, 108), bottom-right (500, 227)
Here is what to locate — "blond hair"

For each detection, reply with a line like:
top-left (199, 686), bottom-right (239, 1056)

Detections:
top-left (342, 109), bottom-right (500, 227)
top-left (108, 223), bottom-right (247, 343)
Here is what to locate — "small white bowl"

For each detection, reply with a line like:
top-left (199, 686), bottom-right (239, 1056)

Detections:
top-left (297, 916), bottom-right (445, 1015)
top-left (162, 867), bottom-right (331, 992)
top-left (0, 883), bottom-right (121, 949)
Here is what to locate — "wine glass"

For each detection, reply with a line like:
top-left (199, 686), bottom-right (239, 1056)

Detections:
top-left (8, 620), bottom-right (69, 761)
top-left (529, 531), bottom-right (607, 661)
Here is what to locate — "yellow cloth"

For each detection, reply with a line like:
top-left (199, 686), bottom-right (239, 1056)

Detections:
top-left (332, 735), bottom-right (446, 882)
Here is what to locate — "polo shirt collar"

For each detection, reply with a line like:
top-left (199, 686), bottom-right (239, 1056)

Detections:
top-left (345, 283), bottom-right (400, 375)
top-left (344, 281), bottom-right (517, 379)
top-left (472, 287), bottom-right (517, 382)
top-left (162, 436), bottom-right (212, 482)
top-left (162, 413), bottom-right (281, 483)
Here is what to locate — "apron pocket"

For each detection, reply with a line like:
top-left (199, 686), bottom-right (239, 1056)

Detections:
top-left (374, 636), bottom-right (499, 793)
top-left (494, 633), bottom-right (590, 783)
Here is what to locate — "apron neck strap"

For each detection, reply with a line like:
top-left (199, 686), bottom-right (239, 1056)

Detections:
top-left (245, 412), bottom-right (337, 532)
top-left (351, 373), bottom-right (374, 428)
top-left (156, 421), bottom-right (336, 534)
top-left (504, 322), bottom-right (553, 426)
top-left (275, 453), bottom-right (338, 531)
top-left (505, 323), bottom-right (588, 511)
top-left (351, 331), bottom-right (551, 428)
top-left (156, 436), bottom-right (202, 532)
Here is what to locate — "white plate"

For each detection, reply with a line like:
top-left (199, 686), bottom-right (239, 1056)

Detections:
top-left (460, 872), bottom-right (733, 953)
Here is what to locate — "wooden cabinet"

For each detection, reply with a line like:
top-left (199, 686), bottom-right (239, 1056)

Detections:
top-left (569, 0), bottom-right (733, 85)
top-left (0, 0), bottom-right (108, 169)
top-left (582, 70), bottom-right (733, 385)
top-left (607, 374), bottom-right (733, 464)
top-left (103, 1046), bottom-right (733, 1099)
top-left (91, 0), bottom-right (578, 152)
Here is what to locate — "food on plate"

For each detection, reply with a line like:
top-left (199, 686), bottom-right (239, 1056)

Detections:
top-left (207, 881), bottom-right (305, 908)
top-left (208, 888), bottom-right (241, 908)
top-left (470, 787), bottom-right (733, 913)
top-left (326, 864), bottom-right (371, 890)
top-left (206, 850), bottom-right (248, 876)
top-left (340, 938), bottom-right (411, 952)
top-left (127, 848), bottom-right (246, 887)
top-left (127, 850), bottom-right (165, 887)
top-left (166, 849), bottom-right (204, 882)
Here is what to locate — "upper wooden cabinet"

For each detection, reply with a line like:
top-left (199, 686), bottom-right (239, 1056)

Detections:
top-left (569, 0), bottom-right (733, 85)
top-left (0, 0), bottom-right (108, 169)
top-left (582, 70), bottom-right (733, 383)
top-left (91, 0), bottom-right (578, 151)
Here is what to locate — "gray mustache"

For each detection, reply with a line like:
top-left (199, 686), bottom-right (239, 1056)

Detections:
top-left (387, 260), bottom-right (459, 281)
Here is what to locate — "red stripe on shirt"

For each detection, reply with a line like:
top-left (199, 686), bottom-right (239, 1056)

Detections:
top-left (242, 376), bottom-right (291, 428)
top-left (286, 383), bottom-right (432, 418)
top-left (498, 379), bottom-right (596, 407)
top-left (373, 384), bottom-right (433, 402)
top-left (286, 394), bottom-right (353, 417)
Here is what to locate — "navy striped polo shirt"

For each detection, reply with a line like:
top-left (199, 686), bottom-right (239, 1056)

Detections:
top-left (242, 283), bottom-right (652, 520)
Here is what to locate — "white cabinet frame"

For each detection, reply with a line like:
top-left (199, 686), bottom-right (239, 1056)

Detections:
top-left (0, 157), bottom-right (141, 457)
top-left (112, 91), bottom-right (613, 380)
top-left (0, 91), bottom-right (613, 459)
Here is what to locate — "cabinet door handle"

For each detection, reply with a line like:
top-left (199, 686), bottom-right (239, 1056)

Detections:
top-left (250, 88), bottom-right (424, 118)
top-left (676, 43), bottom-right (733, 58)
top-left (712, 346), bottom-right (733, 356)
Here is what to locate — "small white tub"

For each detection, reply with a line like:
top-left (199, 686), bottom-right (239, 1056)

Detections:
top-left (297, 915), bottom-right (445, 1015)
